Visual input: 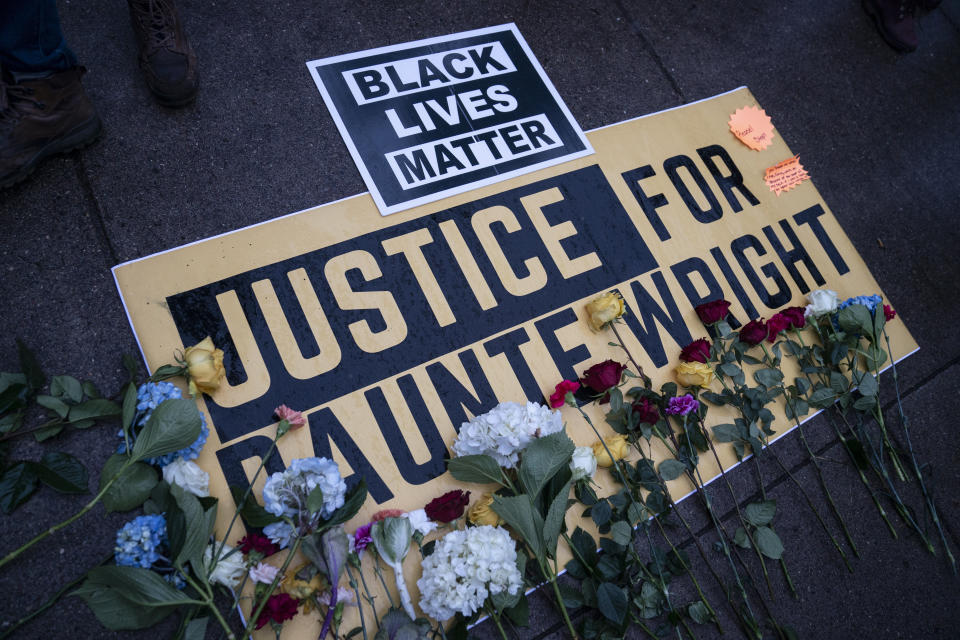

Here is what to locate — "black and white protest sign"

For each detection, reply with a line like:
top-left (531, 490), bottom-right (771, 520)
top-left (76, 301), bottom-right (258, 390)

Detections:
top-left (307, 24), bottom-right (593, 215)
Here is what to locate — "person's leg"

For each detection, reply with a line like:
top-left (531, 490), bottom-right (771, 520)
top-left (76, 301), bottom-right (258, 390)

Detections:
top-left (127, 0), bottom-right (198, 107)
top-left (0, 0), bottom-right (78, 74)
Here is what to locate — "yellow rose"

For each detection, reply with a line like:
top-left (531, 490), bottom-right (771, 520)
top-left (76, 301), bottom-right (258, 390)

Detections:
top-left (183, 336), bottom-right (225, 396)
top-left (585, 292), bottom-right (626, 332)
top-left (592, 434), bottom-right (630, 468)
top-left (468, 493), bottom-right (503, 527)
top-left (675, 361), bottom-right (713, 388)
top-left (283, 564), bottom-right (328, 612)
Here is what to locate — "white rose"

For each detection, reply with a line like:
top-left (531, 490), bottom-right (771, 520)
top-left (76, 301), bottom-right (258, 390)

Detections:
top-left (405, 508), bottom-right (438, 537)
top-left (569, 446), bottom-right (597, 481)
top-left (805, 289), bottom-right (839, 318)
top-left (162, 458), bottom-right (210, 497)
top-left (204, 543), bottom-right (246, 588)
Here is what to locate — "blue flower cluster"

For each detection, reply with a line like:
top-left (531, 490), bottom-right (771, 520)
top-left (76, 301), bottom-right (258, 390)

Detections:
top-left (837, 294), bottom-right (883, 313)
top-left (116, 382), bottom-right (209, 467)
top-left (115, 514), bottom-right (167, 569)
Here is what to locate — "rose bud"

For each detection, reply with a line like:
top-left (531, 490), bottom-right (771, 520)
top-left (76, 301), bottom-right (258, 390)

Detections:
top-left (580, 360), bottom-right (627, 402)
top-left (766, 313), bottom-right (791, 343)
top-left (679, 338), bottom-right (711, 363)
top-left (183, 336), bottom-right (226, 396)
top-left (694, 299), bottom-right (731, 325)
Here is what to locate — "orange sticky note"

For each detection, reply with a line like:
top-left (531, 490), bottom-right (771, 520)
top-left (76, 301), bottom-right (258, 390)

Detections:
top-left (728, 105), bottom-right (775, 151)
top-left (764, 156), bottom-right (810, 196)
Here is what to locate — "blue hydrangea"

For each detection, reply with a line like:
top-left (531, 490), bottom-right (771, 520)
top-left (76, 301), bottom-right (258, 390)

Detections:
top-left (115, 514), bottom-right (167, 569)
top-left (163, 570), bottom-right (187, 590)
top-left (837, 294), bottom-right (883, 314)
top-left (117, 382), bottom-right (209, 467)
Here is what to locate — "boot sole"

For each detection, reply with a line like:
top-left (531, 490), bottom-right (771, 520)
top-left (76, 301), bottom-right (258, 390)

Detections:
top-left (0, 115), bottom-right (103, 190)
top-left (861, 0), bottom-right (918, 52)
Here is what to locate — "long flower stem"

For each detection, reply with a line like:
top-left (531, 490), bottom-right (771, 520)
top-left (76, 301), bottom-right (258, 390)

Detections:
top-left (486, 604), bottom-right (510, 640)
top-left (181, 572), bottom-right (236, 640)
top-left (344, 563), bottom-right (370, 640)
top-left (749, 457), bottom-right (797, 599)
top-left (610, 322), bottom-right (651, 386)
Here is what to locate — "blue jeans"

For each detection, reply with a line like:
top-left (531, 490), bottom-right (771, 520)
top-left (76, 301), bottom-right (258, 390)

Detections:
top-left (0, 0), bottom-right (77, 73)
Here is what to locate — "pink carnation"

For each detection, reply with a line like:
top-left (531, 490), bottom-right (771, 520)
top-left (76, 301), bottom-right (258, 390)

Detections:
top-left (249, 562), bottom-right (281, 584)
top-left (274, 405), bottom-right (306, 430)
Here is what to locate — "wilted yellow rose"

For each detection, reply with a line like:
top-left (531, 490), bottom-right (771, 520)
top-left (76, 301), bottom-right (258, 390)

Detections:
top-left (283, 564), bottom-right (328, 612)
top-left (468, 493), bottom-right (503, 526)
top-left (585, 292), bottom-right (626, 332)
top-left (183, 336), bottom-right (225, 396)
top-left (675, 361), bottom-right (713, 388)
top-left (592, 434), bottom-right (630, 468)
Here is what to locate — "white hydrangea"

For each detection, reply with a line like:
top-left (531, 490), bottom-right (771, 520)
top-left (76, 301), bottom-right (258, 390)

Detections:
top-left (162, 458), bottom-right (210, 497)
top-left (452, 402), bottom-right (564, 468)
top-left (262, 457), bottom-right (346, 519)
top-left (417, 525), bottom-right (522, 621)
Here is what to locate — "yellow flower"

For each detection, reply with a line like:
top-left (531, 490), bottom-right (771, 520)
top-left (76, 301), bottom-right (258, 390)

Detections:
top-left (592, 434), bottom-right (630, 468)
top-left (675, 361), bottom-right (713, 389)
top-left (283, 564), bottom-right (328, 613)
top-left (183, 336), bottom-right (225, 396)
top-left (468, 493), bottom-right (503, 526)
top-left (585, 292), bottom-right (626, 332)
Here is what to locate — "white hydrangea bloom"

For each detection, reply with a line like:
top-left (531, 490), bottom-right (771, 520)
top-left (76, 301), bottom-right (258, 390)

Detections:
top-left (453, 402), bottom-right (564, 468)
top-left (262, 457), bottom-right (346, 519)
top-left (162, 458), bottom-right (210, 497)
top-left (204, 543), bottom-right (246, 588)
top-left (417, 525), bottom-right (522, 621)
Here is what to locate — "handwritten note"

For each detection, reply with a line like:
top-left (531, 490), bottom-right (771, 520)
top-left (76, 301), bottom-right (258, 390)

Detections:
top-left (728, 105), bottom-right (775, 151)
top-left (764, 156), bottom-right (810, 196)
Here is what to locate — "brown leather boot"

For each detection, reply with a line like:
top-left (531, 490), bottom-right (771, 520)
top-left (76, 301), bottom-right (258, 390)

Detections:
top-left (128, 0), bottom-right (199, 106)
top-left (862, 0), bottom-right (919, 52)
top-left (0, 67), bottom-right (102, 190)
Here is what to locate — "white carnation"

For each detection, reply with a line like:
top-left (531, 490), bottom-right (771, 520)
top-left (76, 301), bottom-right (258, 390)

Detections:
top-left (162, 458), bottom-right (210, 497)
top-left (262, 457), bottom-right (346, 519)
top-left (204, 543), bottom-right (246, 588)
top-left (453, 402), bottom-right (564, 468)
top-left (417, 525), bottom-right (522, 621)
top-left (805, 289), bottom-right (839, 318)
top-left (405, 509), bottom-right (438, 537)
top-left (569, 446), bottom-right (597, 481)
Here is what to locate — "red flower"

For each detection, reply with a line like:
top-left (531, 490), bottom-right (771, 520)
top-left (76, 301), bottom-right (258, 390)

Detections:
top-left (424, 490), bottom-right (471, 522)
top-left (255, 592), bottom-right (299, 629)
top-left (739, 318), bottom-right (768, 346)
top-left (781, 306), bottom-right (806, 329)
top-left (631, 397), bottom-right (660, 425)
top-left (238, 534), bottom-right (278, 557)
top-left (580, 360), bottom-right (626, 403)
top-left (766, 313), bottom-right (791, 343)
top-left (884, 305), bottom-right (896, 321)
top-left (549, 380), bottom-right (580, 408)
top-left (695, 299), bottom-right (732, 325)
top-left (679, 338), bottom-right (711, 363)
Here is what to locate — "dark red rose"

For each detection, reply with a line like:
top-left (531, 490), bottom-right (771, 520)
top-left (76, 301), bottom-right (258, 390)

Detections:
top-left (766, 313), bottom-right (791, 343)
top-left (695, 299), bottom-right (732, 325)
top-left (883, 305), bottom-right (896, 321)
top-left (238, 534), bottom-right (278, 557)
top-left (255, 593), bottom-right (299, 629)
top-left (631, 397), bottom-right (660, 425)
top-left (679, 338), bottom-right (711, 363)
top-left (580, 360), bottom-right (627, 402)
top-left (781, 306), bottom-right (806, 329)
top-left (424, 489), bottom-right (471, 522)
top-left (739, 318), bottom-right (767, 346)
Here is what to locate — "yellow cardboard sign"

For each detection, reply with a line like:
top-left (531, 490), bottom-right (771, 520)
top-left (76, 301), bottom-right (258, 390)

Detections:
top-left (113, 87), bottom-right (916, 635)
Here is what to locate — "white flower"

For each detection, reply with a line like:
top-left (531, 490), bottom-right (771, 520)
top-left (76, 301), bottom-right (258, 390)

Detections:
top-left (417, 525), bottom-right (522, 621)
top-left (263, 521), bottom-right (294, 549)
top-left (569, 446), bottom-right (597, 481)
top-left (262, 457), bottom-right (347, 519)
top-left (404, 509), bottom-right (437, 537)
top-left (204, 543), bottom-right (246, 588)
top-left (248, 561), bottom-right (280, 584)
top-left (805, 289), bottom-right (839, 318)
top-left (162, 458), bottom-right (210, 497)
top-left (452, 402), bottom-right (565, 468)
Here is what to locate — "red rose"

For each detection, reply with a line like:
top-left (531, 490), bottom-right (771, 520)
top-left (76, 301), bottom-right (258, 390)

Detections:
top-left (781, 306), bottom-right (806, 329)
top-left (679, 338), bottom-right (711, 363)
top-left (238, 534), bottom-right (278, 557)
top-left (549, 379), bottom-right (580, 408)
top-left (739, 318), bottom-right (767, 346)
top-left (255, 593), bottom-right (299, 629)
top-left (766, 313), bottom-right (791, 343)
top-left (424, 489), bottom-right (471, 522)
top-left (884, 305), bottom-right (896, 321)
top-left (631, 397), bottom-right (660, 425)
top-left (580, 360), bottom-right (626, 402)
top-left (695, 299), bottom-right (732, 325)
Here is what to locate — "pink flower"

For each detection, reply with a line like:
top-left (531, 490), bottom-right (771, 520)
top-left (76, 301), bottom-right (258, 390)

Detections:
top-left (371, 509), bottom-right (404, 522)
top-left (549, 380), bottom-right (580, 408)
top-left (274, 405), bottom-right (306, 430)
top-left (883, 305), bottom-right (897, 321)
top-left (249, 561), bottom-right (281, 584)
top-left (353, 522), bottom-right (373, 553)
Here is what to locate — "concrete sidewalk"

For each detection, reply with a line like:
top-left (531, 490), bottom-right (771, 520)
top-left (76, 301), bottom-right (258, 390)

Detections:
top-left (1, 1), bottom-right (958, 638)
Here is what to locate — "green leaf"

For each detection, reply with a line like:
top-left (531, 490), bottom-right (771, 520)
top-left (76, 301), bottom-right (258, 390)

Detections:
top-left (838, 305), bottom-right (873, 336)
top-left (100, 454), bottom-right (158, 513)
top-left (733, 527), bottom-right (751, 549)
top-left (542, 480), bottom-right (573, 558)
top-left (794, 377), bottom-right (811, 395)
top-left (711, 423), bottom-right (740, 443)
top-left (326, 479), bottom-right (368, 527)
top-left (853, 396), bottom-right (877, 412)
top-left (34, 452), bottom-right (88, 493)
top-left (863, 344), bottom-right (888, 370)
top-left (754, 526), bottom-right (784, 559)
top-left (596, 582), bottom-right (628, 624)
top-left (590, 500), bottom-right (612, 527)
top-left (688, 601), bottom-right (712, 625)
top-left (559, 583), bottom-right (584, 609)
top-left (808, 387), bottom-right (837, 408)
top-left (569, 527), bottom-right (598, 566)
top-left (33, 423), bottom-right (64, 442)
top-left (132, 399), bottom-right (202, 462)
top-left (0, 461), bottom-right (39, 513)
top-left (82, 380), bottom-right (102, 399)
top-left (505, 594), bottom-right (530, 627)
top-left (72, 582), bottom-right (177, 630)
top-left (169, 484), bottom-right (212, 571)
top-left (16, 339), bottom-right (45, 392)
top-left (447, 455), bottom-right (504, 486)
top-left (307, 485), bottom-right (326, 515)
top-left (657, 459), bottom-right (686, 481)
top-left (609, 520), bottom-right (632, 546)
top-left (719, 363), bottom-right (742, 378)
top-left (744, 501), bottom-right (777, 527)
top-left (36, 394), bottom-right (69, 419)
top-left (230, 485), bottom-right (281, 528)
top-left (184, 617), bottom-right (209, 640)
top-left (830, 371), bottom-right (849, 394)
top-left (0, 382), bottom-right (27, 417)
top-left (50, 375), bottom-right (84, 404)
top-left (753, 368), bottom-right (783, 388)
top-left (856, 372), bottom-right (879, 397)
top-left (85, 565), bottom-right (197, 606)
top-left (609, 387), bottom-right (623, 413)
top-left (492, 495), bottom-right (544, 558)
top-left (69, 398), bottom-right (121, 423)
top-left (518, 430), bottom-right (575, 499)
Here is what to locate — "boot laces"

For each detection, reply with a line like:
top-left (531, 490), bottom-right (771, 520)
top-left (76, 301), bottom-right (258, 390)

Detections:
top-left (0, 81), bottom-right (41, 125)
top-left (132, 0), bottom-right (178, 49)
